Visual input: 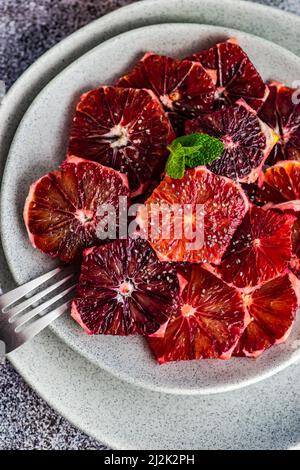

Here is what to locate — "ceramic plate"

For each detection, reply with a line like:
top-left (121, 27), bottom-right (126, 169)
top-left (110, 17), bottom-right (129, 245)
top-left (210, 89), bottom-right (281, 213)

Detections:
top-left (2, 23), bottom-right (300, 395)
top-left (1, 0), bottom-right (300, 449)
top-left (10, 328), bottom-right (300, 449)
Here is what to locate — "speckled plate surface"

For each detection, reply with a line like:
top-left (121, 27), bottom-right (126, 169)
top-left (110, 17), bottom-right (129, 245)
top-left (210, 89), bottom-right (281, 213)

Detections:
top-left (1, 0), bottom-right (300, 449)
top-left (2, 22), bottom-right (300, 395)
top-left (8, 329), bottom-right (300, 449)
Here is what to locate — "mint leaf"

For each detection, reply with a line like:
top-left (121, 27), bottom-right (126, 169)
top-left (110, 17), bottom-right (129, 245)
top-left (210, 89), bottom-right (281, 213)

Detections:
top-left (165, 142), bottom-right (185, 179)
top-left (165, 133), bottom-right (224, 179)
top-left (169, 133), bottom-right (205, 156)
top-left (185, 134), bottom-right (224, 168)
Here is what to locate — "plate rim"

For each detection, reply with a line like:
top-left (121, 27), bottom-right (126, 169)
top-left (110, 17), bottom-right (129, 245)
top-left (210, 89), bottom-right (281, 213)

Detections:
top-left (1, 0), bottom-right (300, 448)
top-left (2, 21), bottom-right (300, 396)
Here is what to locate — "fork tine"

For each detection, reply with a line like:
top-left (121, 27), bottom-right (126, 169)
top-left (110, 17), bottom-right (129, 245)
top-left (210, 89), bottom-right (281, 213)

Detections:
top-left (6, 273), bottom-right (74, 319)
top-left (0, 266), bottom-right (63, 310)
top-left (14, 284), bottom-right (77, 330)
top-left (18, 301), bottom-right (71, 344)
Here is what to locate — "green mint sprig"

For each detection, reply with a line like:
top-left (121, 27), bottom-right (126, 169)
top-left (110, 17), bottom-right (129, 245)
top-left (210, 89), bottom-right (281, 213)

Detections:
top-left (165, 141), bottom-right (186, 179)
top-left (165, 133), bottom-right (224, 179)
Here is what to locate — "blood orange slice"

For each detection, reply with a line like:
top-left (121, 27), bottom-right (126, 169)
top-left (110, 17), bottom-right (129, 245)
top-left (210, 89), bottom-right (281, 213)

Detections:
top-left (136, 166), bottom-right (248, 264)
top-left (186, 99), bottom-right (278, 183)
top-left (147, 265), bottom-right (249, 363)
top-left (291, 216), bottom-right (300, 277)
top-left (234, 273), bottom-right (299, 357)
top-left (71, 238), bottom-right (179, 335)
top-left (259, 81), bottom-right (300, 165)
top-left (24, 156), bottom-right (130, 263)
top-left (68, 86), bottom-right (175, 196)
top-left (256, 160), bottom-right (300, 206)
top-left (166, 112), bottom-right (186, 137)
top-left (241, 183), bottom-right (260, 204)
top-left (188, 38), bottom-right (269, 111)
top-left (117, 52), bottom-right (216, 118)
top-left (217, 205), bottom-right (295, 290)
top-left (256, 161), bottom-right (300, 276)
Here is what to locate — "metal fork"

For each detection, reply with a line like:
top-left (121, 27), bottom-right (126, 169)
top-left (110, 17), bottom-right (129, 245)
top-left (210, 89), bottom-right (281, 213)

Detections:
top-left (0, 266), bottom-right (77, 354)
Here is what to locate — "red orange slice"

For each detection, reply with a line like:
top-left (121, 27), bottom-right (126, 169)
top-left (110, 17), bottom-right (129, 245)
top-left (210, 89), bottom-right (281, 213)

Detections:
top-left (234, 274), bottom-right (299, 357)
top-left (259, 81), bottom-right (300, 164)
top-left (188, 38), bottom-right (269, 111)
top-left (117, 52), bottom-right (216, 118)
top-left (71, 238), bottom-right (179, 335)
top-left (147, 265), bottom-right (249, 363)
top-left (136, 166), bottom-right (248, 264)
top-left (24, 156), bottom-right (130, 262)
top-left (218, 205), bottom-right (295, 290)
top-left (68, 86), bottom-right (175, 196)
top-left (186, 99), bottom-right (278, 183)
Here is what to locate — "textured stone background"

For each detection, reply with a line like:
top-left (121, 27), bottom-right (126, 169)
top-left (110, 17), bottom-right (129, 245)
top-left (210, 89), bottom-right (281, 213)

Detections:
top-left (0, 0), bottom-right (299, 451)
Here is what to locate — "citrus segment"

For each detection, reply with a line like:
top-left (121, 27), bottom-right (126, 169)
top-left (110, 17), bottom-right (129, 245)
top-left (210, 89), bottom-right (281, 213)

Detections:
top-left (68, 86), bottom-right (175, 196)
top-left (186, 99), bottom-right (278, 183)
top-left (256, 161), bottom-right (300, 277)
top-left (147, 265), bottom-right (249, 363)
top-left (136, 166), bottom-right (248, 263)
top-left (234, 274), bottom-right (299, 357)
top-left (291, 216), bottom-right (300, 278)
top-left (241, 183), bottom-right (260, 204)
top-left (259, 81), bottom-right (300, 164)
top-left (256, 160), bottom-right (300, 206)
top-left (188, 38), bottom-right (269, 111)
top-left (71, 238), bottom-right (179, 335)
top-left (24, 156), bottom-right (130, 262)
top-left (117, 52), bottom-right (216, 118)
top-left (218, 205), bottom-right (295, 290)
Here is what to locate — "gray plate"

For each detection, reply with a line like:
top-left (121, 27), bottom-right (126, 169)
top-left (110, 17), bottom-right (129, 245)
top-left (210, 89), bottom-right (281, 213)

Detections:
top-left (1, 0), bottom-right (300, 449)
top-left (2, 23), bottom-right (300, 396)
top-left (1, 0), bottom-right (300, 188)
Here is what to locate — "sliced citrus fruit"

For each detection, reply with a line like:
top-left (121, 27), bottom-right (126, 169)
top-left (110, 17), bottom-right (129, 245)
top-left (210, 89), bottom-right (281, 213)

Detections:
top-left (71, 238), bottom-right (179, 335)
top-left (166, 111), bottom-right (186, 137)
top-left (131, 176), bottom-right (162, 205)
top-left (259, 81), bottom-right (300, 165)
top-left (256, 161), bottom-right (300, 277)
top-left (256, 160), bottom-right (300, 206)
top-left (186, 99), bottom-right (278, 183)
top-left (241, 183), bottom-right (260, 204)
top-left (68, 86), bottom-right (175, 196)
top-left (24, 156), bottom-right (130, 263)
top-left (188, 38), bottom-right (269, 111)
top-left (234, 273), bottom-right (299, 357)
top-left (217, 205), bottom-right (295, 290)
top-left (117, 52), bottom-right (216, 118)
top-left (147, 265), bottom-right (249, 363)
top-left (291, 215), bottom-right (300, 277)
top-left (136, 166), bottom-right (248, 264)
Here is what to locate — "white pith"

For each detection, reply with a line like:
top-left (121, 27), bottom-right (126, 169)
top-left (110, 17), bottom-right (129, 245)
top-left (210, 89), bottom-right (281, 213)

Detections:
top-left (75, 209), bottom-right (94, 224)
top-left (118, 280), bottom-right (135, 299)
top-left (181, 304), bottom-right (196, 317)
top-left (160, 94), bottom-right (175, 109)
top-left (214, 86), bottom-right (226, 100)
top-left (107, 124), bottom-right (129, 148)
